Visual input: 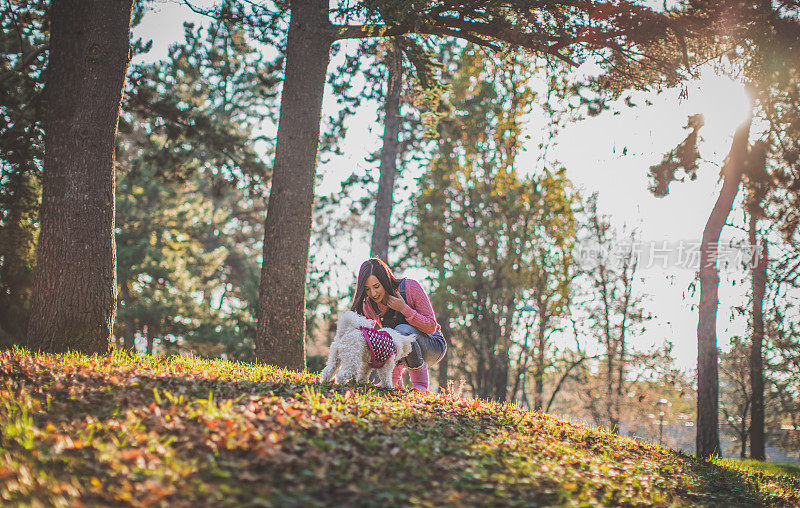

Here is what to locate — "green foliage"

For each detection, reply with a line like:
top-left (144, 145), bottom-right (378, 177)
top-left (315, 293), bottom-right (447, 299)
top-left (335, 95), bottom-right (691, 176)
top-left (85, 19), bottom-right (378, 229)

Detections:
top-left (764, 301), bottom-right (800, 455)
top-left (115, 22), bottom-right (279, 360)
top-left (647, 114), bottom-right (703, 197)
top-left (121, 21), bottom-right (278, 187)
top-left (413, 46), bottom-right (579, 401)
top-left (0, 0), bottom-right (48, 346)
top-left (1, 6), bottom-right (278, 359)
top-left (2, 348), bottom-right (800, 506)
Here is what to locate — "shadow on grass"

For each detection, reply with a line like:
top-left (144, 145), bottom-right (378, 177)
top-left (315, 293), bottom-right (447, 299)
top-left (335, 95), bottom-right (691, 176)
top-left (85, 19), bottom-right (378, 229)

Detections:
top-left (11, 374), bottom-right (511, 505)
top-left (4, 354), bottom-right (799, 507)
top-left (683, 456), bottom-right (766, 507)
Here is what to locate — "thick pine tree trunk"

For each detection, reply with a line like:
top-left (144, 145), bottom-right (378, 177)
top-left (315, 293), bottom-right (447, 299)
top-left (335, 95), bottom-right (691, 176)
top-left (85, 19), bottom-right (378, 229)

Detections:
top-left (256, 0), bottom-right (332, 370)
top-left (370, 42), bottom-right (402, 263)
top-left (696, 119), bottom-right (751, 458)
top-left (749, 215), bottom-right (767, 460)
top-left (26, 0), bottom-right (133, 354)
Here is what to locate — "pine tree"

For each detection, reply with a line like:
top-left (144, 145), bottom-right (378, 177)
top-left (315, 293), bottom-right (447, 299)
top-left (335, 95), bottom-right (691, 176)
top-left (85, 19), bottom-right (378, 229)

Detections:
top-left (0, 0), bottom-right (48, 346)
top-left (115, 21), bottom-right (278, 359)
top-left (26, 0), bottom-right (134, 354)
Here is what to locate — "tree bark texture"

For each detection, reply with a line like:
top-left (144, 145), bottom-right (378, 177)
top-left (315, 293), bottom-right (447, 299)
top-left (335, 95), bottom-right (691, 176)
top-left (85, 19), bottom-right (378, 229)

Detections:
top-left (696, 119), bottom-right (751, 458)
top-left (26, 0), bottom-right (133, 354)
top-left (369, 42), bottom-right (402, 263)
top-left (256, 0), bottom-right (332, 370)
top-left (749, 215), bottom-right (767, 460)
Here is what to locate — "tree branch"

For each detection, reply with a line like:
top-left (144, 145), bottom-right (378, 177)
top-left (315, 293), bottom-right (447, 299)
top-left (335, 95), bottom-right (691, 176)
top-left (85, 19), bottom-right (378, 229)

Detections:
top-left (334, 22), bottom-right (502, 51)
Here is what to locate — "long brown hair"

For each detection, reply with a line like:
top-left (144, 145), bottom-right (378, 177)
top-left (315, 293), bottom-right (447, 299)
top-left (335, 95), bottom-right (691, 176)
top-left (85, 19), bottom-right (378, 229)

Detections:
top-left (350, 257), bottom-right (401, 314)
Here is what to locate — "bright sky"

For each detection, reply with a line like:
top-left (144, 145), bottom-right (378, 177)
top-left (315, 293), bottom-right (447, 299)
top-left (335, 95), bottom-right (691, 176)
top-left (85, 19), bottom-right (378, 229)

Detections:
top-left (135, 2), bottom-right (760, 372)
top-left (551, 75), bottom-right (754, 370)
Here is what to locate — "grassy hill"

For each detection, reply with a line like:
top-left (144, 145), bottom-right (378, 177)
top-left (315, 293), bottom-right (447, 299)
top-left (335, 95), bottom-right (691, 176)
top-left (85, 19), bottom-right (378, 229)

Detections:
top-left (1, 349), bottom-right (799, 507)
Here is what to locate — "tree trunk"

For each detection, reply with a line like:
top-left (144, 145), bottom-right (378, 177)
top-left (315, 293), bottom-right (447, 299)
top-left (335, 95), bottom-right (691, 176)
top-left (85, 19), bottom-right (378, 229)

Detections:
top-left (26, 0), bottom-right (133, 354)
top-left (255, 0), bottom-right (332, 370)
top-left (436, 307), bottom-right (451, 392)
top-left (613, 269), bottom-right (632, 434)
top-left (740, 424), bottom-right (748, 459)
top-left (749, 215), bottom-right (767, 460)
top-left (123, 324), bottom-right (136, 353)
top-left (533, 315), bottom-right (546, 410)
top-left (118, 283), bottom-right (137, 352)
top-left (606, 339), bottom-right (616, 431)
top-left (145, 325), bottom-right (154, 356)
top-left (696, 119), bottom-right (751, 458)
top-left (493, 348), bottom-right (510, 403)
top-left (370, 42), bottom-right (402, 263)
top-left (510, 322), bottom-right (533, 404)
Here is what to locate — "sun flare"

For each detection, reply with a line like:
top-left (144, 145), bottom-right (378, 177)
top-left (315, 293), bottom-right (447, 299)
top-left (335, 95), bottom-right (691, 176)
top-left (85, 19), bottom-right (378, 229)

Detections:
top-left (688, 72), bottom-right (752, 133)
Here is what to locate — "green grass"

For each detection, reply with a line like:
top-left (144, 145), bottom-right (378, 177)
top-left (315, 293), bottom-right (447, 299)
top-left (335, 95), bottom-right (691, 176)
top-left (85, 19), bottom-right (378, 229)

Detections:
top-left (2, 348), bottom-right (799, 507)
top-left (717, 459), bottom-right (800, 480)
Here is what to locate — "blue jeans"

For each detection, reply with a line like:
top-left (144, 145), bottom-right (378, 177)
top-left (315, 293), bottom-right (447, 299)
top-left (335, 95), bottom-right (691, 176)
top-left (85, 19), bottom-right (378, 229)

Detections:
top-left (393, 324), bottom-right (447, 369)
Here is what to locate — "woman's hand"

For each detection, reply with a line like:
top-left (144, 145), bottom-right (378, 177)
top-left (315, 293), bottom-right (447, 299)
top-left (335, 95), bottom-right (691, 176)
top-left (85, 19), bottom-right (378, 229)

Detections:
top-left (384, 294), bottom-right (406, 312)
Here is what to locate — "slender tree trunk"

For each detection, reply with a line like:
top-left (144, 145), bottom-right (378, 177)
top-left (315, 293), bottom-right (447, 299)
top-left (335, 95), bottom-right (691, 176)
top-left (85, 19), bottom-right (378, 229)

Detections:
top-left (123, 324), bottom-right (136, 353)
top-left (370, 42), bottom-right (402, 263)
top-left (606, 339), bottom-right (616, 431)
top-left (546, 355), bottom-right (592, 412)
top-left (119, 283), bottom-right (137, 352)
top-left (145, 325), bottom-right (154, 356)
top-left (614, 335), bottom-right (626, 434)
top-left (494, 348), bottom-right (510, 402)
top-left (696, 119), bottom-right (751, 458)
top-left (255, 0), bottom-right (332, 370)
top-left (26, 0), bottom-right (133, 354)
top-left (474, 327), bottom-right (486, 398)
top-left (749, 215), bottom-right (767, 460)
top-left (533, 313), bottom-right (546, 410)
top-left (613, 270), bottom-right (632, 434)
top-left (436, 307), bottom-right (451, 391)
top-left (510, 322), bottom-right (532, 403)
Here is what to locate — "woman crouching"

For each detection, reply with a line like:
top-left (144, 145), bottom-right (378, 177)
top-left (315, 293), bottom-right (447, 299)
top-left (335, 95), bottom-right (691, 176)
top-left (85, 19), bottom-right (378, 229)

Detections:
top-left (350, 257), bottom-right (446, 392)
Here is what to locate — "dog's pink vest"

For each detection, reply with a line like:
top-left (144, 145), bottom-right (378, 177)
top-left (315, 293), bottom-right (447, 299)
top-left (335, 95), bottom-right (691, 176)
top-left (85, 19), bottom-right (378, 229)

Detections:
top-left (359, 327), bottom-right (397, 368)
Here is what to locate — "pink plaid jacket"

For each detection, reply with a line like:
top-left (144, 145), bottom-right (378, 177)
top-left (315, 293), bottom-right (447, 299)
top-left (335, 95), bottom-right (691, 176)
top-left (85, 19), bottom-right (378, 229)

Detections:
top-left (359, 327), bottom-right (397, 368)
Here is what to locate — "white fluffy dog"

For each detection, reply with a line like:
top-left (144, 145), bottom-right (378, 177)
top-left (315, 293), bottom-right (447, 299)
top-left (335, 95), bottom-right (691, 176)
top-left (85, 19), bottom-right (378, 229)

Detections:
top-left (320, 310), bottom-right (416, 388)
